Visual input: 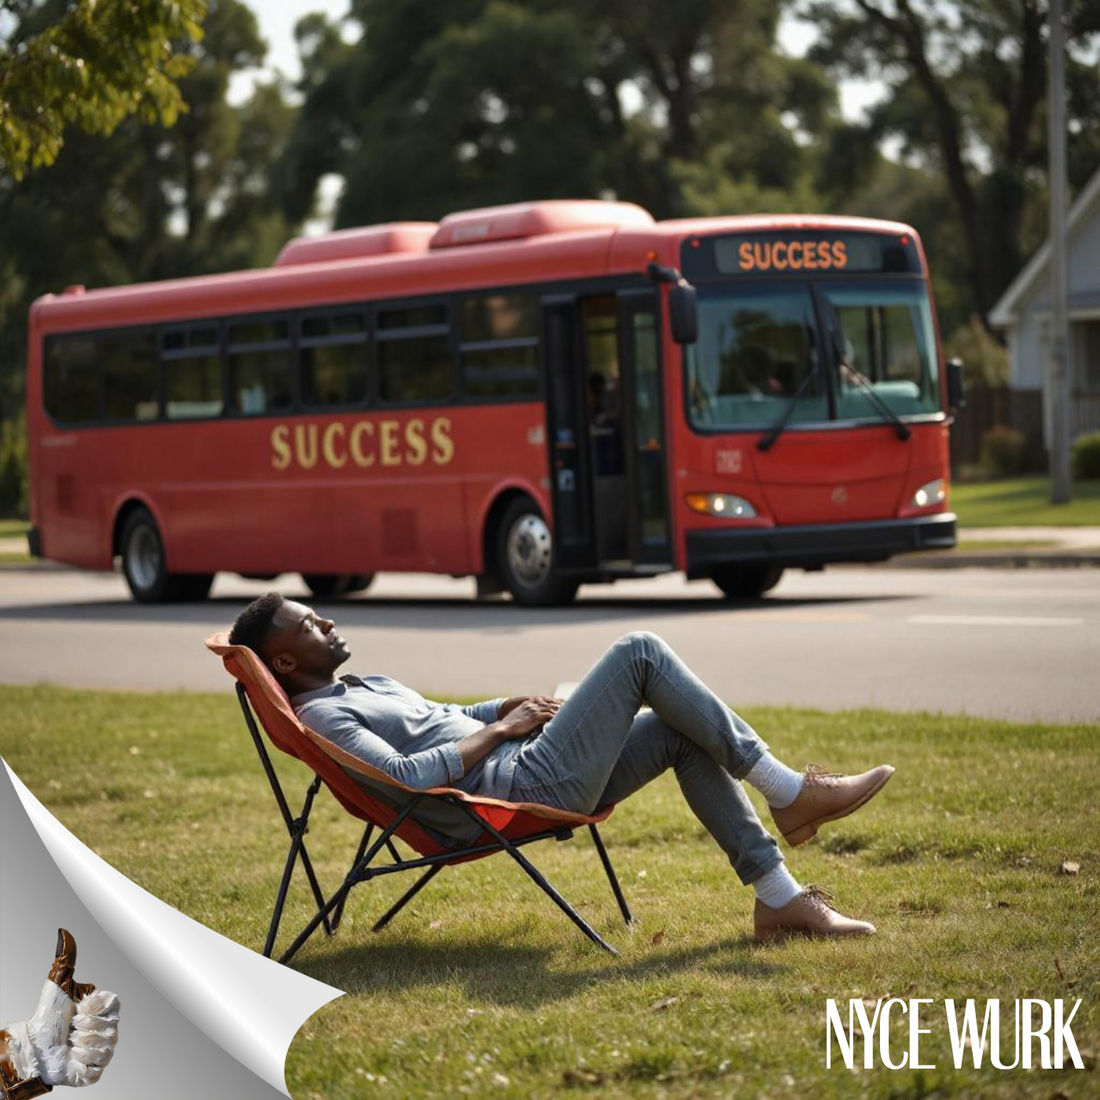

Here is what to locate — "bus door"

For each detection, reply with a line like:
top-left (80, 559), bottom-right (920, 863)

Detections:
top-left (542, 292), bottom-right (671, 574)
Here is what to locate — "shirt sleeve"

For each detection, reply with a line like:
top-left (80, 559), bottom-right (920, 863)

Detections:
top-left (302, 706), bottom-right (465, 788)
top-left (459, 698), bottom-right (507, 724)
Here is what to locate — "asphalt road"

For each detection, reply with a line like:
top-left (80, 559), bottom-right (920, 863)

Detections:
top-left (0, 566), bottom-right (1097, 724)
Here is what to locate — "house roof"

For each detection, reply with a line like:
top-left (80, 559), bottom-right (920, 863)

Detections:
top-left (989, 164), bottom-right (1100, 329)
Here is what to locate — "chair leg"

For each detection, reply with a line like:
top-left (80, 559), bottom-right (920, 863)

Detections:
top-left (372, 864), bottom-right (444, 932)
top-left (265, 827), bottom-right (334, 958)
top-left (469, 812), bottom-right (618, 955)
top-left (589, 824), bottom-right (634, 926)
top-left (332, 824), bottom-right (374, 933)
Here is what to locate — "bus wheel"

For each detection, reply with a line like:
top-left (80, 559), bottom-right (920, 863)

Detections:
top-left (496, 498), bottom-right (578, 607)
top-left (177, 573), bottom-right (214, 601)
top-left (710, 564), bottom-right (784, 600)
top-left (301, 574), bottom-right (372, 599)
top-left (120, 509), bottom-right (183, 603)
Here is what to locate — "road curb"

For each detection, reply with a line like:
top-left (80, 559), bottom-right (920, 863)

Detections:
top-left (879, 552), bottom-right (1100, 569)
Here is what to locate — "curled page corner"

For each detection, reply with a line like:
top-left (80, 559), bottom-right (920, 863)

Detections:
top-left (2, 760), bottom-right (344, 1098)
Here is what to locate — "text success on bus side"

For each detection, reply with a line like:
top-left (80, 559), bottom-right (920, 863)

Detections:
top-left (737, 240), bottom-right (848, 272)
top-left (271, 417), bottom-right (454, 471)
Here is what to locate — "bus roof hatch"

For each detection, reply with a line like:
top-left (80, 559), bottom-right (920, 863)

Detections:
top-left (273, 223), bottom-right (438, 267)
top-left (429, 200), bottom-right (653, 249)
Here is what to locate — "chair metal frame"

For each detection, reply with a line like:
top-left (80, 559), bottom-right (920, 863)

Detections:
top-left (235, 683), bottom-right (634, 964)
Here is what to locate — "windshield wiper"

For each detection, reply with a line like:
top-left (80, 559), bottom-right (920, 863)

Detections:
top-left (757, 319), bottom-right (819, 452)
top-left (820, 296), bottom-right (910, 442)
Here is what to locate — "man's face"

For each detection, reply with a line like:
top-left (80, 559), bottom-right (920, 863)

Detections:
top-left (264, 600), bottom-right (351, 681)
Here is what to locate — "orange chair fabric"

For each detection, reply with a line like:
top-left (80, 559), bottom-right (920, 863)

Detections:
top-left (205, 632), bottom-right (611, 859)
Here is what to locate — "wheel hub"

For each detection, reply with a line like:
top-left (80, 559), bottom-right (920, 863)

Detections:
top-left (507, 514), bottom-right (552, 587)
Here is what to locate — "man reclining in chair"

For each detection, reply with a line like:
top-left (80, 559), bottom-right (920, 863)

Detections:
top-left (229, 593), bottom-right (894, 941)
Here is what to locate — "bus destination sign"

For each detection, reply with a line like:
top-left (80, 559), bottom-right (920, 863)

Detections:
top-left (683, 230), bottom-right (921, 279)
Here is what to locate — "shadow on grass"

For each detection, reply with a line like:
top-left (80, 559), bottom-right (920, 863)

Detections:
top-left (291, 932), bottom-right (785, 1009)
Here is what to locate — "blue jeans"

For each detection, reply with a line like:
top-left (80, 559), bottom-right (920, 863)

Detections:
top-left (507, 632), bottom-right (783, 885)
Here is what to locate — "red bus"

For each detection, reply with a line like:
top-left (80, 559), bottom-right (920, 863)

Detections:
top-left (26, 200), bottom-right (960, 605)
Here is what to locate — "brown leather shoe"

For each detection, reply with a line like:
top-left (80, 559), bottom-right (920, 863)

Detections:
top-left (754, 885), bottom-right (876, 941)
top-left (770, 764), bottom-right (894, 846)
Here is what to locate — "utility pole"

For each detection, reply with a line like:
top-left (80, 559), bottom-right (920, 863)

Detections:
top-left (1049, 0), bottom-right (1073, 503)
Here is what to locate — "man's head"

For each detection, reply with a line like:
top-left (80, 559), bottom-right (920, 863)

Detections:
top-left (229, 592), bottom-right (351, 692)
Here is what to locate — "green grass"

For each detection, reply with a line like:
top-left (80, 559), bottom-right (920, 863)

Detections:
top-left (0, 518), bottom-right (29, 536)
top-left (954, 538), bottom-right (1058, 551)
top-left (1, 686), bottom-right (1097, 1100)
top-left (952, 477), bottom-right (1100, 527)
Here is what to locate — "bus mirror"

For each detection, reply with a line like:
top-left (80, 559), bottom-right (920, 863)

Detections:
top-left (669, 281), bottom-right (698, 345)
top-left (946, 357), bottom-right (966, 410)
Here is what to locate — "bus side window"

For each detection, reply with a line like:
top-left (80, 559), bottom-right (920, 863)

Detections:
top-left (227, 317), bottom-right (293, 415)
top-left (459, 294), bottom-right (540, 400)
top-left (44, 334), bottom-right (101, 423)
top-left (102, 330), bottom-right (158, 422)
top-left (163, 325), bottom-right (223, 420)
top-left (300, 310), bottom-right (368, 408)
top-left (377, 301), bottom-right (452, 404)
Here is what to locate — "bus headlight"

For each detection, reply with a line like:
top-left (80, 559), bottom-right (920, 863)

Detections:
top-left (911, 479), bottom-right (946, 508)
top-left (685, 493), bottom-right (757, 518)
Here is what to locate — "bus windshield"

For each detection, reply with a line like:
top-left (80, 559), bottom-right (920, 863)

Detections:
top-left (686, 280), bottom-right (940, 430)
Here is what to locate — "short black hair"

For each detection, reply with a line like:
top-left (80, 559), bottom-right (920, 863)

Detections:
top-left (229, 592), bottom-right (286, 657)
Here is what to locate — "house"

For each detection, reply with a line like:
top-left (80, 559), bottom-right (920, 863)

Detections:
top-left (989, 165), bottom-right (1100, 448)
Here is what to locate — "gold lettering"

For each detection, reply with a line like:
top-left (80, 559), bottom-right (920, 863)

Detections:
top-left (739, 241), bottom-right (754, 271)
top-left (430, 417), bottom-right (455, 465)
top-left (380, 420), bottom-right (401, 466)
top-left (349, 421), bottom-right (375, 467)
top-left (788, 241), bottom-right (803, 270)
top-left (753, 243), bottom-right (769, 271)
top-left (818, 241), bottom-right (833, 268)
top-left (294, 424), bottom-right (318, 469)
top-left (773, 241), bottom-right (788, 270)
top-left (833, 241), bottom-right (848, 268)
top-left (405, 418), bottom-right (427, 465)
top-left (322, 423), bottom-right (347, 469)
top-left (271, 425), bottom-right (291, 470)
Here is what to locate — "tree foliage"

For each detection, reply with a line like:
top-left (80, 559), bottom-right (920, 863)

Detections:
top-left (0, 0), bottom-right (208, 179)
top-left (805, 0), bottom-right (1100, 323)
top-left (280, 0), bottom-right (834, 226)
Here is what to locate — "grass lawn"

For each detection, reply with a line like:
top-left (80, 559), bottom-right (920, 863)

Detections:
top-left (952, 477), bottom-right (1100, 527)
top-left (1, 686), bottom-right (1096, 1100)
top-left (0, 518), bottom-right (29, 536)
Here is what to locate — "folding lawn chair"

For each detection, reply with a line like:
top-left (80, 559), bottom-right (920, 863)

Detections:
top-left (205, 633), bottom-right (634, 963)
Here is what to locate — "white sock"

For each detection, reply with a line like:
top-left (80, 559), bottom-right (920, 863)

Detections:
top-left (753, 862), bottom-right (802, 909)
top-left (744, 752), bottom-right (803, 808)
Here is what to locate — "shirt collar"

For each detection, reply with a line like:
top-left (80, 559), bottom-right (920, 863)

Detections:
top-left (290, 674), bottom-right (370, 708)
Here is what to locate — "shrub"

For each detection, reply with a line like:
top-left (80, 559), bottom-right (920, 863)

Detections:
top-left (980, 423), bottom-right (1027, 477)
top-left (1072, 431), bottom-right (1100, 480)
top-left (944, 316), bottom-right (1009, 388)
top-left (0, 415), bottom-right (28, 518)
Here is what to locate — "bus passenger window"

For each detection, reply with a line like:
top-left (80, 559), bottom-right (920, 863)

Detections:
top-left (300, 311), bottom-right (368, 407)
top-left (44, 335), bottom-right (101, 423)
top-left (377, 301), bottom-right (452, 404)
top-left (163, 326), bottom-right (223, 419)
top-left (460, 295), bottom-right (540, 398)
top-left (102, 330), bottom-right (158, 421)
top-left (227, 317), bottom-right (293, 415)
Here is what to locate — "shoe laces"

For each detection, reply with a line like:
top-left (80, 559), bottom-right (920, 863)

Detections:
top-left (802, 883), bottom-right (838, 913)
top-left (803, 763), bottom-right (842, 787)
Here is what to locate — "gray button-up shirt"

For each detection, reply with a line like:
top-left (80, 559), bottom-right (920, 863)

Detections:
top-left (292, 674), bottom-right (521, 844)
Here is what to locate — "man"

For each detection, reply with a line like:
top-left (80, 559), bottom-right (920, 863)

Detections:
top-left (229, 593), bottom-right (894, 941)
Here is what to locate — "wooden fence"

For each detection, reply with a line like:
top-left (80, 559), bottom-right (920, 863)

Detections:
top-left (949, 386), bottom-right (1045, 473)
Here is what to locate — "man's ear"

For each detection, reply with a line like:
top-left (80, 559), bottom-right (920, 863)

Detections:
top-left (271, 652), bottom-right (297, 675)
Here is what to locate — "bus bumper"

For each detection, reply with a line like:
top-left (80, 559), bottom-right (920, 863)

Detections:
top-left (685, 513), bottom-right (957, 575)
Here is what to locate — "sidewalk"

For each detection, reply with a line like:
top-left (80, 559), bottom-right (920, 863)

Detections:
top-left (4, 528), bottom-right (1100, 571)
top-left (889, 525), bottom-right (1100, 569)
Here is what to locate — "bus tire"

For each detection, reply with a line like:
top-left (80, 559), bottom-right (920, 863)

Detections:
top-left (710, 564), bottom-right (784, 600)
top-left (301, 573), bottom-right (373, 599)
top-left (496, 498), bottom-right (578, 607)
top-left (177, 573), bottom-right (215, 601)
top-left (120, 508), bottom-right (184, 603)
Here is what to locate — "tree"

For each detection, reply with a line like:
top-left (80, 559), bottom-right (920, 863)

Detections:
top-left (805, 0), bottom-right (1100, 324)
top-left (280, 0), bottom-right (834, 227)
top-left (0, 0), bottom-right (207, 179)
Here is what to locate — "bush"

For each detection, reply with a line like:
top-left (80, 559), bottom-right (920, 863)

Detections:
top-left (944, 316), bottom-right (1009, 388)
top-left (1072, 431), bottom-right (1100, 480)
top-left (980, 423), bottom-right (1027, 477)
top-left (0, 416), bottom-right (28, 518)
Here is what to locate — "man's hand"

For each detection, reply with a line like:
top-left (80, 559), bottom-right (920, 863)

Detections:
top-left (1, 929), bottom-right (120, 1095)
top-left (495, 697), bottom-right (561, 738)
